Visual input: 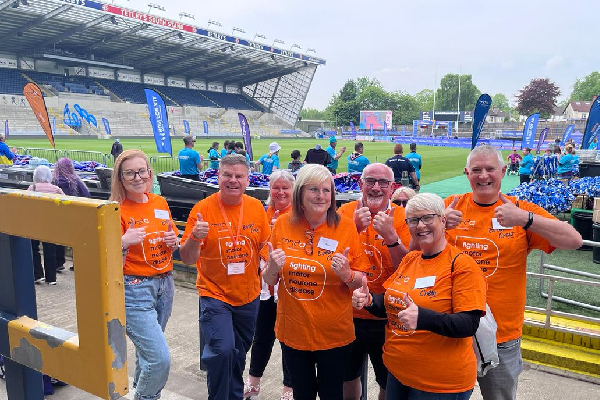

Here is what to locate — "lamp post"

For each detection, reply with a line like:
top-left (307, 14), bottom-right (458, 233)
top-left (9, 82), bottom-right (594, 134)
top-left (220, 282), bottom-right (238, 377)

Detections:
top-left (232, 27), bottom-right (245, 35)
top-left (273, 39), bottom-right (285, 47)
top-left (147, 3), bottom-right (166, 14)
top-left (179, 12), bottom-right (194, 21)
top-left (207, 19), bottom-right (222, 29)
top-left (290, 44), bottom-right (301, 51)
top-left (306, 48), bottom-right (316, 53)
top-left (254, 33), bottom-right (267, 42)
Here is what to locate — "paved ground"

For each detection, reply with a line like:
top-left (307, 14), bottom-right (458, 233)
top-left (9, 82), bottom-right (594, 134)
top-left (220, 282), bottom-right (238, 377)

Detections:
top-left (1, 263), bottom-right (599, 399)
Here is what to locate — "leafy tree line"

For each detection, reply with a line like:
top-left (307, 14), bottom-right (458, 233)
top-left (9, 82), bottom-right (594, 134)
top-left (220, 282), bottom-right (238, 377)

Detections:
top-left (302, 71), bottom-right (600, 125)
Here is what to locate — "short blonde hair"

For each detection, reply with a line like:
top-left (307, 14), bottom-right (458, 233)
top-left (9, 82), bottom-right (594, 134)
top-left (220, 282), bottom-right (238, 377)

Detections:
top-left (267, 170), bottom-right (295, 207)
top-left (290, 164), bottom-right (339, 227)
top-left (109, 149), bottom-right (153, 203)
top-left (392, 186), bottom-right (416, 202)
top-left (405, 193), bottom-right (445, 218)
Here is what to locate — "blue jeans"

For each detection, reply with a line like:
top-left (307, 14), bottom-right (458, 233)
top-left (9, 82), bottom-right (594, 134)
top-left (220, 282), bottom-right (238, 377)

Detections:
top-left (477, 338), bottom-right (523, 400)
top-left (386, 373), bottom-right (473, 400)
top-left (199, 296), bottom-right (260, 400)
top-left (124, 273), bottom-right (174, 400)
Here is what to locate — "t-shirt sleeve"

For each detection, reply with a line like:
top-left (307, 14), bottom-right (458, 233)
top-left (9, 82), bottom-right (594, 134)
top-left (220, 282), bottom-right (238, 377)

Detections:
top-left (408, 162), bottom-right (415, 172)
top-left (274, 155), bottom-right (280, 168)
top-left (520, 200), bottom-right (557, 254)
top-left (382, 251), bottom-right (418, 289)
top-left (451, 253), bottom-right (486, 314)
top-left (392, 205), bottom-right (411, 247)
top-left (194, 152), bottom-right (201, 164)
top-left (348, 231), bottom-right (369, 273)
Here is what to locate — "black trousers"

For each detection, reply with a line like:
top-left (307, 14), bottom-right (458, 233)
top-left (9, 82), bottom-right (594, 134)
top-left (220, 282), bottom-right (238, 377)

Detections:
top-left (248, 297), bottom-right (292, 387)
top-left (281, 342), bottom-right (352, 400)
top-left (32, 240), bottom-right (58, 283)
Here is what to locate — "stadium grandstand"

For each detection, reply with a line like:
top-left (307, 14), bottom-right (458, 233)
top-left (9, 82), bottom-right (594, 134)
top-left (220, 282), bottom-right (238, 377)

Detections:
top-left (0, 0), bottom-right (325, 137)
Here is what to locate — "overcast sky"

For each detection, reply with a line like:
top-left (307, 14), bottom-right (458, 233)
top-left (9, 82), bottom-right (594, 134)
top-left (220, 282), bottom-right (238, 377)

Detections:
top-left (124, 0), bottom-right (600, 110)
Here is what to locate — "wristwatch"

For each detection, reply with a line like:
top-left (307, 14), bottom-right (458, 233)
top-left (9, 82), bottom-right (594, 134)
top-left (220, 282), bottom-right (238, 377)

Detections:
top-left (386, 239), bottom-right (401, 248)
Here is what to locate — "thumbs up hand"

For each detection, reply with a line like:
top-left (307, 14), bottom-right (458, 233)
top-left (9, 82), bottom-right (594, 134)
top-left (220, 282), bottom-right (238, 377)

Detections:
top-left (270, 210), bottom-right (280, 228)
top-left (373, 206), bottom-right (397, 243)
top-left (397, 293), bottom-right (418, 330)
top-left (163, 220), bottom-right (179, 249)
top-left (353, 198), bottom-right (372, 232)
top-left (332, 247), bottom-right (352, 282)
top-left (121, 217), bottom-right (147, 249)
top-left (352, 275), bottom-right (371, 310)
top-left (444, 195), bottom-right (463, 230)
top-left (494, 192), bottom-right (527, 228)
top-left (192, 212), bottom-right (209, 241)
top-left (267, 242), bottom-right (286, 273)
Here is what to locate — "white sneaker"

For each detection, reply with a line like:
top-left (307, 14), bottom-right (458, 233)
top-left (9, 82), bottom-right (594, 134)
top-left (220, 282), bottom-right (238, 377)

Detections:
top-left (243, 378), bottom-right (260, 400)
top-left (281, 389), bottom-right (294, 400)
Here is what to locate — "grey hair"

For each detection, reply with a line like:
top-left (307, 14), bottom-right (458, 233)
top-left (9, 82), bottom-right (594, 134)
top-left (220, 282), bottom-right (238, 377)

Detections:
top-left (0, 133), bottom-right (5, 141)
top-left (33, 165), bottom-right (53, 183)
top-left (466, 145), bottom-right (505, 169)
top-left (219, 153), bottom-right (249, 171)
top-left (266, 169), bottom-right (295, 207)
top-left (361, 163), bottom-right (394, 181)
top-left (391, 186), bottom-right (417, 202)
top-left (405, 193), bottom-right (445, 218)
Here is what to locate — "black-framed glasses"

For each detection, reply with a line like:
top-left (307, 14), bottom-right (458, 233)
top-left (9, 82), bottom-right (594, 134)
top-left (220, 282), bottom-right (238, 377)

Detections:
top-left (363, 178), bottom-right (392, 188)
top-left (393, 199), bottom-right (408, 207)
top-left (121, 168), bottom-right (151, 181)
top-left (405, 213), bottom-right (439, 227)
top-left (305, 229), bottom-right (314, 256)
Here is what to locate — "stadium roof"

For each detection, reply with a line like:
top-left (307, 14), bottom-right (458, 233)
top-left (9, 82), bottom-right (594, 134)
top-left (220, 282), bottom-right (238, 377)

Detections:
top-left (0, 0), bottom-right (326, 124)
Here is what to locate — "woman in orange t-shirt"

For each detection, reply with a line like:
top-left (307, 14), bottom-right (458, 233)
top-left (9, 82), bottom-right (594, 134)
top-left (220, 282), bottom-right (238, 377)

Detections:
top-left (263, 164), bottom-right (370, 400)
top-left (353, 193), bottom-right (486, 399)
top-left (110, 149), bottom-right (179, 400)
top-left (245, 169), bottom-right (295, 400)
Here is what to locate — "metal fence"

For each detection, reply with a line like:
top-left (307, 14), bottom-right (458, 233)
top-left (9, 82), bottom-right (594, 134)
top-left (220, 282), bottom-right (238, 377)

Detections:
top-left (149, 156), bottom-right (179, 174)
top-left (65, 150), bottom-right (110, 166)
top-left (24, 147), bottom-right (63, 162)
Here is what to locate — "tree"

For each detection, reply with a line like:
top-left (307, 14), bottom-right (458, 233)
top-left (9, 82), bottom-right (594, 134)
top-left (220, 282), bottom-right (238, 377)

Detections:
top-left (435, 73), bottom-right (481, 112)
top-left (414, 89), bottom-right (434, 112)
top-left (516, 78), bottom-right (560, 118)
top-left (391, 92), bottom-right (420, 125)
top-left (570, 71), bottom-right (600, 101)
top-left (492, 93), bottom-right (510, 113)
top-left (300, 108), bottom-right (327, 120)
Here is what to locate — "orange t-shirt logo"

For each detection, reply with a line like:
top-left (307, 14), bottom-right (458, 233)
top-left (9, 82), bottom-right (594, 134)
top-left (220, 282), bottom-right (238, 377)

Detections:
top-left (218, 234), bottom-right (254, 268)
top-left (385, 288), bottom-right (415, 337)
top-left (281, 256), bottom-right (326, 300)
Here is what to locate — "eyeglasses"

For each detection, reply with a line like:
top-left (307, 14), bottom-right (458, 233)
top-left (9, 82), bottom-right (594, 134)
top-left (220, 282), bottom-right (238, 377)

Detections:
top-left (363, 178), bottom-right (392, 188)
top-left (121, 168), bottom-right (151, 181)
top-left (305, 229), bottom-right (314, 256)
top-left (393, 199), bottom-right (408, 207)
top-left (405, 213), bottom-right (439, 227)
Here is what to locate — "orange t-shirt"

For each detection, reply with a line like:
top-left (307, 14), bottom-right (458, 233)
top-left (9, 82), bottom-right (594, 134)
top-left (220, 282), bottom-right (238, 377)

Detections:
top-left (272, 213), bottom-right (370, 351)
top-left (259, 204), bottom-right (292, 262)
top-left (338, 201), bottom-right (411, 320)
top-left (181, 193), bottom-right (270, 306)
top-left (444, 193), bottom-right (555, 343)
top-left (120, 193), bottom-right (179, 276)
top-left (382, 244), bottom-right (486, 393)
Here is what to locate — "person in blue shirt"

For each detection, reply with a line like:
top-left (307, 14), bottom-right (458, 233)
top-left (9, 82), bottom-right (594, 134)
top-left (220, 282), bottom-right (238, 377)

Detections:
top-left (221, 140), bottom-right (229, 158)
top-left (178, 135), bottom-right (202, 180)
top-left (0, 133), bottom-right (16, 165)
top-left (519, 147), bottom-right (534, 183)
top-left (347, 142), bottom-right (370, 173)
top-left (207, 141), bottom-right (221, 170)
top-left (255, 142), bottom-right (281, 175)
top-left (235, 141), bottom-right (252, 166)
top-left (558, 145), bottom-right (577, 179)
top-left (589, 138), bottom-right (598, 150)
top-left (326, 136), bottom-right (346, 174)
top-left (406, 142), bottom-right (422, 182)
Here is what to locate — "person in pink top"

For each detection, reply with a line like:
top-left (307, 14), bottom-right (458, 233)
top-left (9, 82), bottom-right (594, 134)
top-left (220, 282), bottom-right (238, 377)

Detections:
top-left (27, 165), bottom-right (64, 285)
top-left (506, 149), bottom-right (521, 175)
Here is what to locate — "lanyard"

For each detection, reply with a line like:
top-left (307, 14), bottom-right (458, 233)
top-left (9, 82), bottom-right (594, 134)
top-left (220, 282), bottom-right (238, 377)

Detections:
top-left (217, 193), bottom-right (244, 261)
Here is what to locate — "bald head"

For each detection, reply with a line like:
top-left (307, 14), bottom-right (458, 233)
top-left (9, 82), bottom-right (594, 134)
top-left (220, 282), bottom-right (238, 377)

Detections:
top-left (362, 163), bottom-right (394, 181)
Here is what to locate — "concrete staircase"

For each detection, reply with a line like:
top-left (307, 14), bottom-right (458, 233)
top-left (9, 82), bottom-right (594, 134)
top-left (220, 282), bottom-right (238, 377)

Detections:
top-left (522, 311), bottom-right (600, 379)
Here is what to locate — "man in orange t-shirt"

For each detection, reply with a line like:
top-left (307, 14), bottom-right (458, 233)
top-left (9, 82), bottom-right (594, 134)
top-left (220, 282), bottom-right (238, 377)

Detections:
top-left (338, 163), bottom-right (410, 400)
top-left (444, 145), bottom-right (582, 400)
top-left (180, 154), bottom-right (270, 400)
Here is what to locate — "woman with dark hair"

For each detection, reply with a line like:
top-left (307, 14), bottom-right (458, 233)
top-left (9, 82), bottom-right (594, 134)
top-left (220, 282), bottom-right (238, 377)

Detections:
top-left (110, 149), bottom-right (179, 400)
top-left (263, 164), bottom-right (370, 400)
top-left (208, 141), bottom-right (220, 170)
top-left (53, 157), bottom-right (91, 271)
top-left (288, 149), bottom-right (303, 172)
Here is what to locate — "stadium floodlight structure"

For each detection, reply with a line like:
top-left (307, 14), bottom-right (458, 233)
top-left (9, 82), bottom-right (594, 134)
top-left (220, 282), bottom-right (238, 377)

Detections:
top-left (307, 48), bottom-right (316, 53)
top-left (232, 27), bottom-right (245, 35)
top-left (147, 3), bottom-right (165, 13)
top-left (179, 12), bottom-right (195, 20)
top-left (254, 33), bottom-right (267, 41)
top-left (273, 39), bottom-right (285, 46)
top-left (207, 19), bottom-right (222, 29)
top-left (290, 44), bottom-right (301, 51)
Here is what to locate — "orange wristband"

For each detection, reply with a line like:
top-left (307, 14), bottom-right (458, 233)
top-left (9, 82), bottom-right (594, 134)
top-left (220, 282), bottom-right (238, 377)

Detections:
top-left (345, 270), bottom-right (355, 284)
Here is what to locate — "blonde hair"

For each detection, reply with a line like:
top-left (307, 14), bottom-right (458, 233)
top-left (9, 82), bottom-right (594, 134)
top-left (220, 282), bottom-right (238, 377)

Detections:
top-left (266, 170), bottom-right (295, 207)
top-left (290, 164), bottom-right (339, 227)
top-left (392, 186), bottom-right (417, 202)
top-left (405, 193), bottom-right (445, 218)
top-left (109, 149), bottom-right (153, 203)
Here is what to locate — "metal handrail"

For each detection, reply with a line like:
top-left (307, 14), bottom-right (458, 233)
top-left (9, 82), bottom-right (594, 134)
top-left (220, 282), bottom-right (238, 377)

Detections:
top-left (527, 270), bottom-right (600, 339)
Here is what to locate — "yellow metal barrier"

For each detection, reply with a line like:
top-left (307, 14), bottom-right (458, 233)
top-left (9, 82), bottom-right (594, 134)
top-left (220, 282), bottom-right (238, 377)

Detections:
top-left (0, 189), bottom-right (128, 400)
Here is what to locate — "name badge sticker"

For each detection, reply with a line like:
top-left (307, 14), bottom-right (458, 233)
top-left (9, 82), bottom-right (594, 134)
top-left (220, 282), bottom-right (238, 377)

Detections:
top-left (491, 218), bottom-right (511, 230)
top-left (154, 209), bottom-right (170, 220)
top-left (317, 237), bottom-right (338, 252)
top-left (228, 262), bottom-right (245, 275)
top-left (414, 276), bottom-right (436, 289)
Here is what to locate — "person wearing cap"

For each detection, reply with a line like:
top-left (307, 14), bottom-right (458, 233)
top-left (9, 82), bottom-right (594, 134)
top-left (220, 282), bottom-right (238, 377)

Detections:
top-left (179, 135), bottom-right (202, 180)
top-left (326, 136), bottom-right (347, 174)
top-left (255, 142), bottom-right (281, 175)
top-left (519, 148), bottom-right (533, 183)
top-left (110, 138), bottom-right (123, 161)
